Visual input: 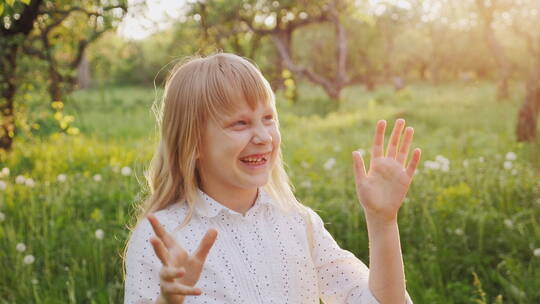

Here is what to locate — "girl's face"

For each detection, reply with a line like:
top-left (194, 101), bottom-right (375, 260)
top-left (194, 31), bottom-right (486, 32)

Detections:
top-left (197, 101), bottom-right (280, 193)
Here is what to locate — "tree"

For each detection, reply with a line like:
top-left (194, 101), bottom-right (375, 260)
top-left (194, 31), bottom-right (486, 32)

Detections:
top-left (0, 0), bottom-right (127, 151)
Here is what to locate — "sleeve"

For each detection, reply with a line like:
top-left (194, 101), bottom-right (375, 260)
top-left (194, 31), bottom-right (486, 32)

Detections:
top-left (124, 219), bottom-right (162, 304)
top-left (306, 208), bottom-right (413, 304)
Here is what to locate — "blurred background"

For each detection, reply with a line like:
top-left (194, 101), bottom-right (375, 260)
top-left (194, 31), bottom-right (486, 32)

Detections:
top-left (0, 0), bottom-right (539, 303)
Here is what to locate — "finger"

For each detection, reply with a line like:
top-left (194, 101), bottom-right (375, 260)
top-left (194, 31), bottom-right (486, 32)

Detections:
top-left (406, 148), bottom-right (422, 178)
top-left (386, 119), bottom-right (405, 159)
top-left (159, 266), bottom-right (186, 282)
top-left (352, 151), bottom-right (367, 184)
top-left (372, 120), bottom-right (386, 159)
top-left (147, 214), bottom-right (178, 249)
top-left (162, 282), bottom-right (202, 296)
top-left (150, 236), bottom-right (170, 266)
top-left (396, 127), bottom-right (414, 166)
top-left (194, 228), bottom-right (218, 263)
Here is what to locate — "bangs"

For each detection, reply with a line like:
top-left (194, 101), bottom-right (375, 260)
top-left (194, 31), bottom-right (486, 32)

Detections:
top-left (201, 54), bottom-right (274, 124)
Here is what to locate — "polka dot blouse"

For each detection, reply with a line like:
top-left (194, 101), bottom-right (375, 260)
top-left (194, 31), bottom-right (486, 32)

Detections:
top-left (124, 188), bottom-right (413, 303)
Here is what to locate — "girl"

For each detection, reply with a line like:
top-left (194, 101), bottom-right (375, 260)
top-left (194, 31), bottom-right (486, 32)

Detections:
top-left (124, 52), bottom-right (420, 304)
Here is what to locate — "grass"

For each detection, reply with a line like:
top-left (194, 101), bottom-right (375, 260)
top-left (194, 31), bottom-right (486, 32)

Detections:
top-left (0, 80), bottom-right (539, 303)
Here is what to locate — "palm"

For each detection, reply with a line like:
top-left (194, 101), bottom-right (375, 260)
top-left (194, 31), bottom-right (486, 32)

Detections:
top-left (352, 119), bottom-right (421, 222)
top-left (147, 214), bottom-right (218, 302)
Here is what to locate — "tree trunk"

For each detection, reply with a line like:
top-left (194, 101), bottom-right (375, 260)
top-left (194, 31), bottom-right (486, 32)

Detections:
top-left (77, 53), bottom-right (91, 89)
top-left (0, 44), bottom-right (18, 151)
top-left (0, 0), bottom-right (43, 151)
top-left (516, 69), bottom-right (540, 142)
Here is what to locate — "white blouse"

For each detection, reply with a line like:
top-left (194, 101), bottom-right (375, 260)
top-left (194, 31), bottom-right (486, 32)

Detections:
top-left (124, 188), bottom-right (413, 304)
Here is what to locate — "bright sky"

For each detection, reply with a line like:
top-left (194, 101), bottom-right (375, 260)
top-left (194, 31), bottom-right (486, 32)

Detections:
top-left (117, 0), bottom-right (416, 40)
top-left (117, 0), bottom-right (188, 40)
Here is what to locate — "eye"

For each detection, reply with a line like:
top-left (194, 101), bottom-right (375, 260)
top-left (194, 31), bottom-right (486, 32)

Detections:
top-left (233, 120), bottom-right (248, 126)
top-left (264, 114), bottom-right (274, 121)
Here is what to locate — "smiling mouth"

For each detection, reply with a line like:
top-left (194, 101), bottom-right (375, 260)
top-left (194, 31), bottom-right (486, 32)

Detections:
top-left (239, 153), bottom-right (271, 166)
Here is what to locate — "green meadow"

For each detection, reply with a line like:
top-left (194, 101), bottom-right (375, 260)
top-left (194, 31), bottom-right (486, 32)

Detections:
top-left (0, 81), bottom-right (539, 303)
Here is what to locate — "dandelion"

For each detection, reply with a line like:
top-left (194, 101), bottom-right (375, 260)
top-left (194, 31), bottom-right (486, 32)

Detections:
top-left (503, 161), bottom-right (512, 170)
top-left (0, 181), bottom-right (6, 191)
top-left (16, 243), bottom-right (26, 252)
top-left (25, 178), bottom-right (35, 188)
top-left (23, 254), bottom-right (35, 265)
top-left (0, 212), bottom-right (5, 222)
top-left (441, 163), bottom-right (450, 172)
top-left (31, 279), bottom-right (38, 285)
top-left (479, 157), bottom-right (484, 162)
top-left (463, 160), bottom-right (469, 168)
top-left (93, 174), bottom-right (102, 182)
top-left (15, 175), bottom-right (25, 184)
top-left (121, 166), bottom-right (132, 176)
top-left (506, 152), bottom-right (517, 161)
top-left (534, 248), bottom-right (540, 257)
top-left (300, 180), bottom-right (312, 189)
top-left (1, 167), bottom-right (9, 177)
top-left (504, 219), bottom-right (513, 229)
top-left (300, 161), bottom-right (310, 169)
top-left (95, 229), bottom-right (104, 240)
top-left (424, 160), bottom-right (441, 170)
top-left (323, 158), bottom-right (336, 170)
top-left (455, 228), bottom-right (464, 236)
top-left (57, 174), bottom-right (67, 183)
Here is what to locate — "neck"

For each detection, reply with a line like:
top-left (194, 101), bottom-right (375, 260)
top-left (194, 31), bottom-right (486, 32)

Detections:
top-left (200, 183), bottom-right (259, 216)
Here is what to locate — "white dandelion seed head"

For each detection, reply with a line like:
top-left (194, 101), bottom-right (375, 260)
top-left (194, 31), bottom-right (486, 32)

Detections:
top-left (57, 174), bottom-right (67, 183)
top-left (15, 175), bottom-right (25, 184)
top-left (455, 228), bottom-right (464, 236)
top-left (0, 180), bottom-right (6, 191)
top-left (424, 160), bottom-right (441, 170)
top-left (323, 158), bottom-right (336, 170)
top-left (300, 180), bottom-right (312, 189)
top-left (95, 229), bottom-right (104, 240)
top-left (505, 152), bottom-right (517, 161)
top-left (1, 167), bottom-right (9, 177)
top-left (93, 174), bottom-right (102, 182)
top-left (503, 161), bottom-right (513, 170)
top-left (300, 161), bottom-right (310, 169)
top-left (23, 254), bottom-right (35, 265)
top-left (121, 166), bottom-right (132, 176)
top-left (25, 178), bottom-right (35, 188)
top-left (478, 156), bottom-right (484, 162)
top-left (16, 243), bottom-right (26, 252)
top-left (0, 212), bottom-right (5, 222)
top-left (534, 248), bottom-right (540, 257)
top-left (463, 160), bottom-right (469, 168)
top-left (441, 163), bottom-right (450, 172)
top-left (504, 219), bottom-right (513, 229)
top-left (31, 278), bottom-right (38, 285)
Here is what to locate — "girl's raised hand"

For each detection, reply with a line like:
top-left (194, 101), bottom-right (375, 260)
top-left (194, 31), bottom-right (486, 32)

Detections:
top-left (352, 119), bottom-right (421, 225)
top-left (147, 214), bottom-right (218, 304)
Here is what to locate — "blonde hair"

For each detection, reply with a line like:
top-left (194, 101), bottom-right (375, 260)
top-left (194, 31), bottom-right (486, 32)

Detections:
top-left (124, 52), bottom-right (315, 268)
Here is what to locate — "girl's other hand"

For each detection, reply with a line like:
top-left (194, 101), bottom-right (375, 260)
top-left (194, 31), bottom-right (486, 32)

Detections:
top-left (147, 213), bottom-right (218, 304)
top-left (352, 119), bottom-right (421, 225)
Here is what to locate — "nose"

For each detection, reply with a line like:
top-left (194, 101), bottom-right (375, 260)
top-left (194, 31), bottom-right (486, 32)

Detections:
top-left (252, 123), bottom-right (272, 145)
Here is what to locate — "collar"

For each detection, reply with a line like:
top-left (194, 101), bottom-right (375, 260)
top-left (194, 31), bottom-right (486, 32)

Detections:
top-left (194, 187), bottom-right (272, 218)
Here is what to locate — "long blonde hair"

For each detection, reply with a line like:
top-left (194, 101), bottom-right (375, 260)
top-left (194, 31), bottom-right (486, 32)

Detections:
top-left (128, 52), bottom-right (313, 238)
